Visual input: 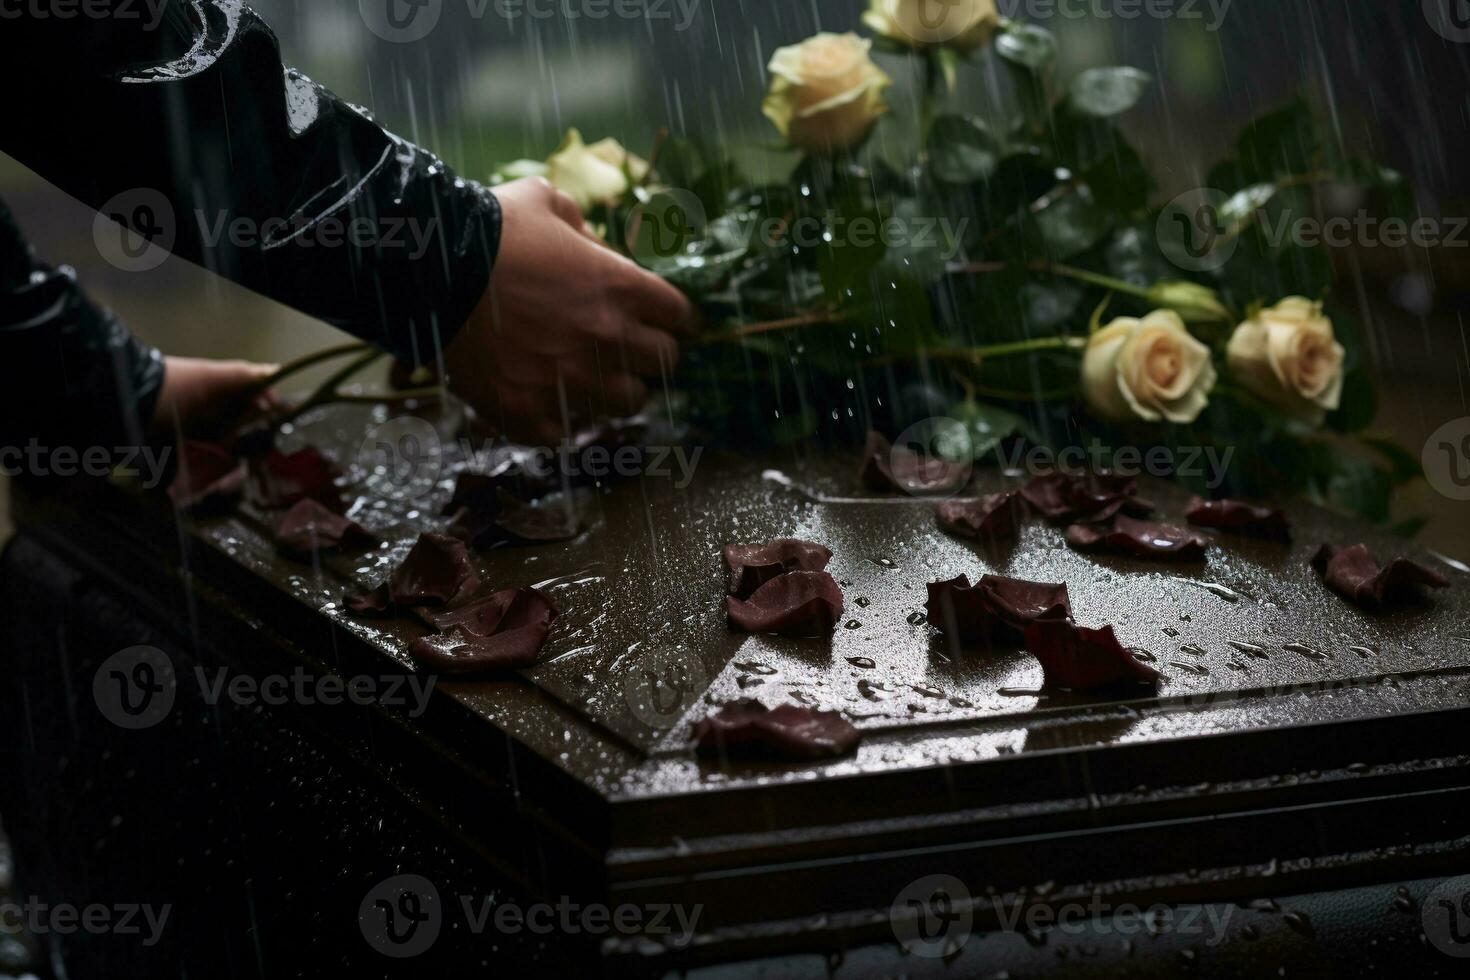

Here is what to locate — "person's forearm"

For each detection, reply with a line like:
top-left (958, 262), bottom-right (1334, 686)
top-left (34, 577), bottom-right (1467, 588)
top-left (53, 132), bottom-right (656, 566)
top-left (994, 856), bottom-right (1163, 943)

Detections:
top-left (0, 0), bottom-right (500, 366)
top-left (0, 197), bottom-right (165, 458)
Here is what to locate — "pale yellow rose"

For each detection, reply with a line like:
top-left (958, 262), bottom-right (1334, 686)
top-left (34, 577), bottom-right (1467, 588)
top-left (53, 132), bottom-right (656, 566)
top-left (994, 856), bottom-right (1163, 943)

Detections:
top-left (863, 0), bottom-right (1001, 53)
top-left (762, 33), bottom-right (892, 154)
top-left (1082, 310), bottom-right (1217, 425)
top-left (1226, 297), bottom-right (1345, 426)
top-left (544, 130), bottom-right (648, 212)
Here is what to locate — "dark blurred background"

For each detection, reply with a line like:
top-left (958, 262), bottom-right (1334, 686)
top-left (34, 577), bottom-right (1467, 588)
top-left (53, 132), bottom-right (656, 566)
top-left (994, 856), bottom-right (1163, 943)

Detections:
top-left (1, 0), bottom-right (1466, 550)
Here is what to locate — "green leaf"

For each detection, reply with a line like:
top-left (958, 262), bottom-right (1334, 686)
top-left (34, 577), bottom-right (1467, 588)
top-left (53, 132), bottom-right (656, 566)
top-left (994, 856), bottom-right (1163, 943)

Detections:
top-left (939, 400), bottom-right (1037, 463)
top-left (1029, 185), bottom-right (1113, 260)
top-left (929, 115), bottom-right (1004, 185)
top-left (1066, 67), bottom-right (1152, 119)
top-left (996, 24), bottom-right (1058, 72)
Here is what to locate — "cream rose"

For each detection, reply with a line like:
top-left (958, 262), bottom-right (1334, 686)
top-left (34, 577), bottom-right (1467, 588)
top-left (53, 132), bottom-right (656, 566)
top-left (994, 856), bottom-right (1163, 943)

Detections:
top-left (1082, 310), bottom-right (1217, 425)
top-left (762, 33), bottom-right (892, 154)
top-left (544, 130), bottom-right (649, 212)
top-left (1226, 297), bottom-right (1345, 426)
top-left (863, 0), bottom-right (1001, 53)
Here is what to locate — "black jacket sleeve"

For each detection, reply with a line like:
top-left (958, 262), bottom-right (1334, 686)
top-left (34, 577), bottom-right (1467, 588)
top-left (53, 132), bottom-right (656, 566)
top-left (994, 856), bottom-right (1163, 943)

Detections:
top-left (0, 0), bottom-right (502, 367)
top-left (0, 198), bottom-right (166, 457)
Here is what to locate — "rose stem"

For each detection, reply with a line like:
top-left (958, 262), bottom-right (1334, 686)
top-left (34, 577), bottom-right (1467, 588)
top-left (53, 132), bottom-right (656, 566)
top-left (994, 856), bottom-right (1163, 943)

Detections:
top-left (246, 341), bottom-right (377, 396)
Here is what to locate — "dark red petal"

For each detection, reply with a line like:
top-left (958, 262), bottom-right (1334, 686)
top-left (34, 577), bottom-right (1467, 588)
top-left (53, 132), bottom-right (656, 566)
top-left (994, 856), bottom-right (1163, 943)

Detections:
top-left (1312, 544), bottom-right (1449, 611)
top-left (935, 491), bottom-right (1024, 545)
top-left (726, 571), bottom-right (844, 637)
top-left (693, 701), bottom-right (860, 760)
top-left (440, 472), bottom-right (503, 519)
top-left (428, 587), bottom-right (559, 637)
top-left (1186, 497), bottom-right (1292, 541)
top-left (167, 440), bottom-right (246, 514)
top-left (859, 431), bottom-right (969, 496)
top-left (495, 494), bottom-right (587, 543)
top-left (1021, 472), bottom-right (1152, 525)
top-left (925, 574), bottom-right (1072, 647)
top-left (408, 623), bottom-right (553, 674)
top-left (273, 499), bottom-right (377, 558)
top-left (346, 532), bottom-right (481, 613)
top-left (346, 582), bottom-right (392, 614)
top-left (1024, 620), bottom-right (1161, 692)
top-left (250, 448), bottom-right (343, 512)
top-left (723, 539), bottom-right (834, 599)
top-left (1066, 516), bottom-right (1209, 562)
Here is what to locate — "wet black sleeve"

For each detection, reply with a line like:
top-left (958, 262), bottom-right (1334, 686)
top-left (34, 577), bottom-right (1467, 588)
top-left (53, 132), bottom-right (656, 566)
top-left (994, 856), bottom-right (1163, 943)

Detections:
top-left (0, 0), bottom-right (501, 367)
top-left (0, 198), bottom-right (166, 457)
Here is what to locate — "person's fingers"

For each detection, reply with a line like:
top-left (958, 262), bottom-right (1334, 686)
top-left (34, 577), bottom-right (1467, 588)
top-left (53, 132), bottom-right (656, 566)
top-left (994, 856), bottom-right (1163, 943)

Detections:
top-left (605, 323), bottom-right (680, 378)
top-left (544, 183), bottom-right (586, 231)
top-left (614, 262), bottom-right (697, 336)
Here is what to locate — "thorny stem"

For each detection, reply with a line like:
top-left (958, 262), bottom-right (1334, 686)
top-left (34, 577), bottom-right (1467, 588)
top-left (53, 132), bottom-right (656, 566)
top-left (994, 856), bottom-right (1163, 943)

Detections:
top-left (248, 342), bottom-right (375, 396)
top-left (278, 349), bottom-right (388, 426)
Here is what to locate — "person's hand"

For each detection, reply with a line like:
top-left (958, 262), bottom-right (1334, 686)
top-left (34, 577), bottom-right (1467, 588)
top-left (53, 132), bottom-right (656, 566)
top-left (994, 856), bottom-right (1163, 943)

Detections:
top-left (151, 356), bottom-right (279, 441)
top-left (445, 177), bottom-right (696, 445)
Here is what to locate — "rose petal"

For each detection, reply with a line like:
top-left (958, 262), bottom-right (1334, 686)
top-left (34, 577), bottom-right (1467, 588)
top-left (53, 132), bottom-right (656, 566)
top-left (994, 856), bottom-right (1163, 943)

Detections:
top-left (1066, 515), bottom-right (1210, 562)
top-left (723, 539), bottom-right (834, 599)
top-left (1311, 544), bottom-right (1449, 611)
top-left (273, 499), bottom-right (377, 559)
top-left (726, 571), bottom-right (844, 637)
top-left (407, 623), bottom-right (553, 674)
top-left (860, 431), bottom-right (969, 496)
top-left (925, 574), bottom-right (1072, 647)
top-left (935, 491), bottom-right (1024, 545)
top-left (1186, 497), bottom-right (1292, 541)
top-left (1021, 472), bottom-right (1152, 525)
top-left (1024, 620), bottom-right (1162, 692)
top-left (495, 493), bottom-right (588, 544)
top-left (167, 440), bottom-right (246, 514)
top-left (440, 472), bottom-right (503, 520)
top-left (250, 448), bottom-right (343, 512)
top-left (346, 532), bottom-right (481, 613)
top-left (428, 587), bottom-right (559, 638)
top-left (693, 701), bottom-right (860, 760)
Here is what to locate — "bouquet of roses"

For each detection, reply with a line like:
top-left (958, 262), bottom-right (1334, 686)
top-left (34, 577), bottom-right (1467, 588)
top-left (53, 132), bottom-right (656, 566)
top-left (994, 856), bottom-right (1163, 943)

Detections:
top-left (497, 0), bottom-right (1418, 528)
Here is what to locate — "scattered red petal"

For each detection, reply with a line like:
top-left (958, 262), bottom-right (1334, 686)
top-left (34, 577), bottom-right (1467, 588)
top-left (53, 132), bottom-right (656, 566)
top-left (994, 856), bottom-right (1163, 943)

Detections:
top-left (346, 532), bottom-right (481, 613)
top-left (167, 440), bottom-right (246, 514)
top-left (1021, 472), bottom-right (1153, 525)
top-left (693, 701), bottom-right (860, 760)
top-left (1024, 620), bottom-right (1162, 692)
top-left (1066, 515), bottom-right (1210, 562)
top-left (408, 588), bottom-right (559, 674)
top-left (273, 499), bottom-right (377, 559)
top-left (726, 571), bottom-right (845, 637)
top-left (925, 574), bottom-right (1072, 647)
top-left (1312, 544), bottom-right (1449, 611)
top-left (440, 472), bottom-right (502, 520)
top-left (860, 431), bottom-right (970, 496)
top-left (1186, 497), bottom-right (1291, 541)
top-left (723, 539), bottom-right (834, 599)
top-left (935, 490), bottom-right (1025, 545)
top-left (250, 448), bottom-right (343, 512)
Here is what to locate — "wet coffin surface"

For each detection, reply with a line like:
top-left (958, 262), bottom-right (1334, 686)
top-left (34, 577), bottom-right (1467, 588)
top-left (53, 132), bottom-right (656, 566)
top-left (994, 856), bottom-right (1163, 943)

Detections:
top-left (190, 405), bottom-right (1470, 767)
